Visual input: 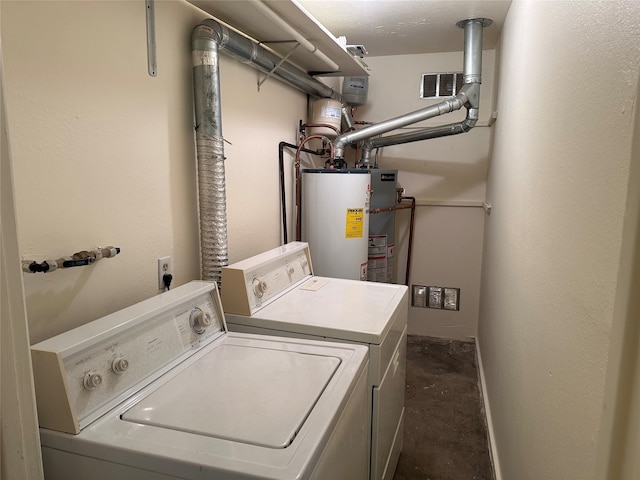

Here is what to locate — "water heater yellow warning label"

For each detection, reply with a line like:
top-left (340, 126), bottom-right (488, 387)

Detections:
top-left (345, 208), bottom-right (364, 238)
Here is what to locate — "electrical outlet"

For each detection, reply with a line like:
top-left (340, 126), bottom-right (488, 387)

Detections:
top-left (158, 256), bottom-right (172, 289)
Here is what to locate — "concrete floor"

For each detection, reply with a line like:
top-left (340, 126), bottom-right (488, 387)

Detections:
top-left (392, 335), bottom-right (494, 480)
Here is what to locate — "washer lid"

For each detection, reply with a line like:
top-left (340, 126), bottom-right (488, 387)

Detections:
top-left (121, 343), bottom-right (340, 448)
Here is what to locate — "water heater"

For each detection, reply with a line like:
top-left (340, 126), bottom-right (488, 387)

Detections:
top-left (301, 169), bottom-right (371, 281)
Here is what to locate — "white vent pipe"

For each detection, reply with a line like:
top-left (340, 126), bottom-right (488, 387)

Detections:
top-left (335, 18), bottom-right (492, 164)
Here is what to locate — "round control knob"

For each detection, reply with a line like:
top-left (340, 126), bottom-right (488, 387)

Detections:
top-left (252, 278), bottom-right (268, 298)
top-left (83, 372), bottom-right (103, 391)
top-left (286, 265), bottom-right (295, 276)
top-left (112, 356), bottom-right (129, 375)
top-left (189, 307), bottom-right (212, 334)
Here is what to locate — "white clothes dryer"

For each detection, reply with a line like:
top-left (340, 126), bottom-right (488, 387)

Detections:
top-left (221, 242), bottom-right (408, 480)
top-left (31, 281), bottom-right (370, 480)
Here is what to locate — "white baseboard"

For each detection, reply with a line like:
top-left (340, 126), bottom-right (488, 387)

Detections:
top-left (475, 337), bottom-right (503, 480)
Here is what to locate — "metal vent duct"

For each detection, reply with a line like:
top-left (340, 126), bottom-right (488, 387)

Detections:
top-left (336, 18), bottom-right (493, 166)
top-left (191, 17), bottom-right (491, 281)
top-left (191, 19), bottom-right (345, 283)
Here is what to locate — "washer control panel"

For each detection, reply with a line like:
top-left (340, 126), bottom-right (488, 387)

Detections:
top-left (221, 242), bottom-right (313, 316)
top-left (30, 281), bottom-right (225, 434)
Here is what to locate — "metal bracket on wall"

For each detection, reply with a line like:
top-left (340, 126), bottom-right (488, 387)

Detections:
top-left (257, 42), bottom-right (300, 92)
top-left (145, 0), bottom-right (157, 77)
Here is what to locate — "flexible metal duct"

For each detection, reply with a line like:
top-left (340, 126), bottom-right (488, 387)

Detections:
top-left (335, 18), bottom-right (492, 164)
top-left (192, 26), bottom-right (228, 284)
top-left (191, 19), bottom-right (347, 283)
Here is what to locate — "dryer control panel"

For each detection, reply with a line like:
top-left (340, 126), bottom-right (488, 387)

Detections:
top-left (30, 281), bottom-right (225, 435)
top-left (221, 242), bottom-right (313, 316)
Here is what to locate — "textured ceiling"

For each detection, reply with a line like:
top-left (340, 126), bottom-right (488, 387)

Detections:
top-left (297, 0), bottom-right (512, 56)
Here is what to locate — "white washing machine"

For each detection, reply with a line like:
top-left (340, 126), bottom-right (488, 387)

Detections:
top-left (221, 242), bottom-right (408, 480)
top-left (31, 281), bottom-right (370, 480)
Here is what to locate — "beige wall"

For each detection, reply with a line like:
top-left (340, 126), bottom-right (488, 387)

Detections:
top-left (357, 50), bottom-right (496, 338)
top-left (1, 0), bottom-right (306, 343)
top-left (477, 1), bottom-right (640, 479)
top-left (2, 0), bottom-right (496, 342)
top-left (595, 72), bottom-right (640, 478)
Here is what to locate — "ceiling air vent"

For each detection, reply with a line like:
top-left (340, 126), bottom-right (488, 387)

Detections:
top-left (420, 72), bottom-right (464, 99)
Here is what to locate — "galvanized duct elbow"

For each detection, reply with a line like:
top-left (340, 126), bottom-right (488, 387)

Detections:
top-left (359, 107), bottom-right (479, 166)
top-left (334, 93), bottom-right (467, 158)
top-left (336, 18), bottom-right (492, 162)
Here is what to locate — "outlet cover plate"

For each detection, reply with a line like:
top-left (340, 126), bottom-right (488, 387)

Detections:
top-left (158, 256), bottom-right (172, 289)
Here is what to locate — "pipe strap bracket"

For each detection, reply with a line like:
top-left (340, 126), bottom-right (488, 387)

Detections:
top-left (257, 42), bottom-right (301, 91)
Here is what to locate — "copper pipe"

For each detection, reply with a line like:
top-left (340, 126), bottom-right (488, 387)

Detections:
top-left (369, 196), bottom-right (416, 285)
top-left (301, 123), bottom-right (342, 136)
top-left (369, 204), bottom-right (413, 214)
top-left (368, 197), bottom-right (415, 286)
